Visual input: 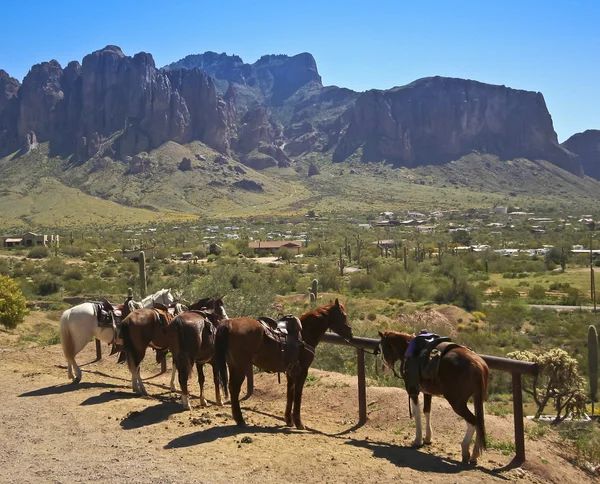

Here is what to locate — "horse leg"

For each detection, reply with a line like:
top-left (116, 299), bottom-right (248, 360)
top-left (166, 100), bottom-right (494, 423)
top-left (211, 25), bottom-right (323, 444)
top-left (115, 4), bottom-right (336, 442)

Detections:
top-left (229, 366), bottom-right (246, 427)
top-left (423, 393), bottom-right (433, 445)
top-left (285, 374), bottom-right (295, 427)
top-left (178, 360), bottom-right (191, 410)
top-left (410, 394), bottom-right (423, 447)
top-left (450, 400), bottom-right (478, 464)
top-left (211, 362), bottom-right (223, 406)
top-left (170, 360), bottom-right (177, 392)
top-left (292, 368), bottom-right (309, 430)
top-left (136, 367), bottom-right (148, 396)
top-left (196, 362), bottom-right (207, 406)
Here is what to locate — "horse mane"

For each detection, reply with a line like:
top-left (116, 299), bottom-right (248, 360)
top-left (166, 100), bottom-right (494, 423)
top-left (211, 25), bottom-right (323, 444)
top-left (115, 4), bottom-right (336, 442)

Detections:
top-left (380, 330), bottom-right (414, 342)
top-left (300, 301), bottom-right (343, 323)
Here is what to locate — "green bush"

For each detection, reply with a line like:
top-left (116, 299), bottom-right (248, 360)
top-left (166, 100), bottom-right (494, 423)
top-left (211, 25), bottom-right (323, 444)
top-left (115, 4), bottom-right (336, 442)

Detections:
top-left (45, 257), bottom-right (66, 276)
top-left (27, 246), bottom-right (50, 259)
top-left (528, 284), bottom-right (547, 302)
top-left (0, 275), bottom-right (28, 329)
top-left (36, 275), bottom-right (61, 296)
top-left (348, 273), bottom-right (377, 292)
top-left (64, 268), bottom-right (84, 281)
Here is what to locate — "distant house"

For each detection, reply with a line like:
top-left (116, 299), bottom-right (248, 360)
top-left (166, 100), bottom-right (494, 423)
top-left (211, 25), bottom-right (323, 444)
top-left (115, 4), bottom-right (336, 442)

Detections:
top-left (248, 240), bottom-right (303, 255)
top-left (2, 232), bottom-right (59, 248)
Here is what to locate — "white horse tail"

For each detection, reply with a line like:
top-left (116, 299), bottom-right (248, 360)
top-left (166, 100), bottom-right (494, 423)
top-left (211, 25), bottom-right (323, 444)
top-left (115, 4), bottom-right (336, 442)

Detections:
top-left (60, 309), bottom-right (81, 383)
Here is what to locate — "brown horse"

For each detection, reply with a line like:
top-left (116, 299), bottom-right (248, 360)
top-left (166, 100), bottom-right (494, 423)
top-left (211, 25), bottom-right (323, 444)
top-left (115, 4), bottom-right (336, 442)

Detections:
top-left (215, 299), bottom-right (353, 428)
top-left (120, 307), bottom-right (175, 395)
top-left (166, 310), bottom-right (223, 410)
top-left (378, 330), bottom-right (489, 464)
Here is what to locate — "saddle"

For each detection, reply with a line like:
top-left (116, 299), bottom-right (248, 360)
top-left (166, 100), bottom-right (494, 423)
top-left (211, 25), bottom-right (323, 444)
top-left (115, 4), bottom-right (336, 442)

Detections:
top-left (258, 315), bottom-right (303, 377)
top-left (153, 302), bottom-right (187, 317)
top-left (402, 333), bottom-right (461, 395)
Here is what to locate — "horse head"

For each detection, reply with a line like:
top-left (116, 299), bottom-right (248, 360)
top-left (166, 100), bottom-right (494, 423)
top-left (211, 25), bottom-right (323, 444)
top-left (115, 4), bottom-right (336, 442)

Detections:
top-left (378, 330), bottom-right (412, 369)
top-left (326, 298), bottom-right (353, 341)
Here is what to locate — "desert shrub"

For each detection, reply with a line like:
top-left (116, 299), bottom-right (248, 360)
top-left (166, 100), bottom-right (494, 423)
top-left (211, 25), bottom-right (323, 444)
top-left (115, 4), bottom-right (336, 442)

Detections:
top-left (528, 284), bottom-right (547, 302)
top-left (485, 301), bottom-right (528, 331)
top-left (27, 246), bottom-right (49, 259)
top-left (0, 275), bottom-right (27, 329)
top-left (348, 273), bottom-right (377, 292)
top-left (100, 266), bottom-right (117, 278)
top-left (45, 257), bottom-right (66, 276)
top-left (60, 246), bottom-right (88, 258)
top-left (36, 275), bottom-right (61, 296)
top-left (561, 287), bottom-right (584, 306)
top-left (64, 268), bottom-right (84, 281)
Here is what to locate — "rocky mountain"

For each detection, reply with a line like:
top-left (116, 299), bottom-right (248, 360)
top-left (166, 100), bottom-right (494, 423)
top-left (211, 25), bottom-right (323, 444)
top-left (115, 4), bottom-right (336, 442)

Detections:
top-left (562, 130), bottom-right (600, 180)
top-left (0, 45), bottom-right (590, 178)
top-left (333, 77), bottom-right (582, 175)
top-left (0, 45), bottom-right (233, 160)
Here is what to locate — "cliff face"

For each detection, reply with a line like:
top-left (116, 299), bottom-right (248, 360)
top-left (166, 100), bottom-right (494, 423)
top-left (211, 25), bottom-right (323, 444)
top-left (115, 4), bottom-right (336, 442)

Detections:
top-left (0, 70), bottom-right (20, 153)
top-left (167, 51), bottom-right (322, 105)
top-left (562, 130), bottom-right (600, 180)
top-left (1, 46), bottom-right (231, 159)
top-left (333, 77), bottom-right (582, 175)
top-left (0, 48), bottom-right (589, 178)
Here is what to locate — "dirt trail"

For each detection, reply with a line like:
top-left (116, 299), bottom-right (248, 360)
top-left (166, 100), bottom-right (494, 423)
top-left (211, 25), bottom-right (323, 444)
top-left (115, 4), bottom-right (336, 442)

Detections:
top-left (0, 343), bottom-right (592, 483)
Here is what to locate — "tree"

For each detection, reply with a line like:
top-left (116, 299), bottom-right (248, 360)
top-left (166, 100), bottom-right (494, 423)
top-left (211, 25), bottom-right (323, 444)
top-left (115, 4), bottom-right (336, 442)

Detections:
top-left (508, 349), bottom-right (587, 422)
top-left (0, 275), bottom-right (28, 329)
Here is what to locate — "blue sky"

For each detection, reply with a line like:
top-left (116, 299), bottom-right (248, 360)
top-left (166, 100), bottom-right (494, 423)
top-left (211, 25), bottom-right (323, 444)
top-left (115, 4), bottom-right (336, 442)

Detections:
top-left (0, 0), bottom-right (598, 141)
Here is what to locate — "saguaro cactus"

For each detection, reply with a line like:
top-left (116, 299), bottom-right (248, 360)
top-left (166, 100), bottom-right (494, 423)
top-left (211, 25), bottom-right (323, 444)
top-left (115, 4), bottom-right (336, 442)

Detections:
top-left (339, 247), bottom-right (346, 276)
top-left (589, 325), bottom-right (599, 415)
top-left (139, 251), bottom-right (147, 298)
top-left (311, 279), bottom-right (319, 300)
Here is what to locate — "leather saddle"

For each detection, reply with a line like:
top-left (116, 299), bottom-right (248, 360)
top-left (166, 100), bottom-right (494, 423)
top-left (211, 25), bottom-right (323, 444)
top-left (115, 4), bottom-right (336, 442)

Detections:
top-left (259, 315), bottom-right (303, 376)
top-left (413, 336), bottom-right (461, 381)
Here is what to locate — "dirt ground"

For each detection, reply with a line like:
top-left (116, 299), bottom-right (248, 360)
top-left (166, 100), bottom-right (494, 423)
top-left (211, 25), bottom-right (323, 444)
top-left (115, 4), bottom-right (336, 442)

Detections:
top-left (0, 342), bottom-right (595, 484)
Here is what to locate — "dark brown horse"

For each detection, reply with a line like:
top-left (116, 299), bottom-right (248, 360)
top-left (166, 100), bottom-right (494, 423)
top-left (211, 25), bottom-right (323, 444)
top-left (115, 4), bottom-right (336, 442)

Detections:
top-left (215, 299), bottom-right (353, 428)
top-left (120, 307), bottom-right (175, 395)
top-left (378, 330), bottom-right (489, 464)
top-left (166, 310), bottom-right (223, 410)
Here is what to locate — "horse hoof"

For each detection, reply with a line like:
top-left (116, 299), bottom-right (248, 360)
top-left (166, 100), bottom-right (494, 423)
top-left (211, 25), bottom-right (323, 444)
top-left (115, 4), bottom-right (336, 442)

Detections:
top-left (411, 440), bottom-right (423, 448)
top-left (423, 439), bottom-right (432, 446)
top-left (469, 459), bottom-right (478, 466)
top-left (170, 385), bottom-right (176, 392)
top-left (461, 455), bottom-right (471, 465)
top-left (71, 377), bottom-right (81, 385)
top-left (236, 420), bottom-right (247, 428)
top-left (295, 423), bottom-right (305, 430)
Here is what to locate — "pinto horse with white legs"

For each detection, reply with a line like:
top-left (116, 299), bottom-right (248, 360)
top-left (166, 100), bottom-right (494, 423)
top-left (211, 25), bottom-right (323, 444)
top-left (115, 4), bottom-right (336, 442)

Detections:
top-left (59, 289), bottom-right (176, 383)
top-left (378, 330), bottom-right (489, 465)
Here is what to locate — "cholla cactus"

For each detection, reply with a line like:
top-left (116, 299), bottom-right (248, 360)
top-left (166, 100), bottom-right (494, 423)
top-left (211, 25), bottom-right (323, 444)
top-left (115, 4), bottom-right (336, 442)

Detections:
top-left (508, 348), bottom-right (587, 422)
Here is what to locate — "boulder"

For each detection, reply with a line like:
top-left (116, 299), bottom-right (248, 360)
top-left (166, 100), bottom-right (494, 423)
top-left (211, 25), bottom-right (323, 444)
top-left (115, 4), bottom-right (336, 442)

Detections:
top-left (233, 179), bottom-right (264, 191)
top-left (179, 157), bottom-right (193, 171)
top-left (308, 162), bottom-right (320, 176)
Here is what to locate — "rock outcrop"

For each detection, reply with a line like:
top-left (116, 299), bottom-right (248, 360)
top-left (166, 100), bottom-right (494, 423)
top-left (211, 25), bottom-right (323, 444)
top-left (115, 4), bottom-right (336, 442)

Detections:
top-left (0, 70), bottom-right (20, 154)
top-left (0, 46), bottom-right (232, 160)
top-left (333, 77), bottom-right (582, 176)
top-left (562, 130), bottom-right (600, 180)
top-left (167, 52), bottom-right (322, 105)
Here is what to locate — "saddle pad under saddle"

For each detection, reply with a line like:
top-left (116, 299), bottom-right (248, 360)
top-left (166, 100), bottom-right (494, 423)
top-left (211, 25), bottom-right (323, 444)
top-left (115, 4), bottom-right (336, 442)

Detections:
top-left (418, 341), bottom-right (462, 381)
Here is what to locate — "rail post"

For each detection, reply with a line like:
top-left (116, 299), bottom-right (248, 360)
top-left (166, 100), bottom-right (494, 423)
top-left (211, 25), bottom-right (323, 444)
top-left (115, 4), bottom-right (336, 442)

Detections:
top-left (357, 348), bottom-right (367, 424)
top-left (512, 372), bottom-right (525, 465)
top-left (95, 338), bottom-right (102, 360)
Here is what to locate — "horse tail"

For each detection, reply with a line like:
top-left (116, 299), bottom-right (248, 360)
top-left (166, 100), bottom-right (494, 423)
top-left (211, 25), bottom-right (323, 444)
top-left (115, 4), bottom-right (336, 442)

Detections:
top-left (214, 322), bottom-right (230, 399)
top-left (120, 319), bottom-right (138, 368)
top-left (59, 310), bottom-right (76, 365)
top-left (474, 362), bottom-right (488, 456)
top-left (172, 317), bottom-right (196, 383)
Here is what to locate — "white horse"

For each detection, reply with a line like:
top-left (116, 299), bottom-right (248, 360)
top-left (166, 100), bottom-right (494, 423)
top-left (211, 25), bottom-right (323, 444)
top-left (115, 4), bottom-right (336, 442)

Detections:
top-left (59, 288), bottom-right (176, 383)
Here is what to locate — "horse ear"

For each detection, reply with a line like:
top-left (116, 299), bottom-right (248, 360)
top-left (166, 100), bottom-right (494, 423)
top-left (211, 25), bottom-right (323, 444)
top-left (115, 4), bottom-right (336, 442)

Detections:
top-left (378, 331), bottom-right (384, 338)
top-left (334, 298), bottom-right (340, 307)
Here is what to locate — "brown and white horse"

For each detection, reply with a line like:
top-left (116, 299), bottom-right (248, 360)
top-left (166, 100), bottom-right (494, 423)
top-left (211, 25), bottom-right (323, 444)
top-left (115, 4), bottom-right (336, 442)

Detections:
top-left (215, 299), bottom-right (353, 428)
top-left (378, 330), bottom-right (489, 464)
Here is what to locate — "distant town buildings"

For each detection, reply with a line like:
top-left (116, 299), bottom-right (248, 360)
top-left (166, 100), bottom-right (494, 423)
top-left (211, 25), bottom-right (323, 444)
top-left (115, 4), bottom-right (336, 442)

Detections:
top-left (1, 232), bottom-right (59, 248)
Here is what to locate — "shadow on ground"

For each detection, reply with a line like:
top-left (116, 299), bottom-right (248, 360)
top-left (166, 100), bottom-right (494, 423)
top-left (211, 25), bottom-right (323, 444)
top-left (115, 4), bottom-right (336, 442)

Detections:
top-left (120, 400), bottom-right (185, 430)
top-left (19, 381), bottom-right (119, 397)
top-left (344, 438), bottom-right (508, 479)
